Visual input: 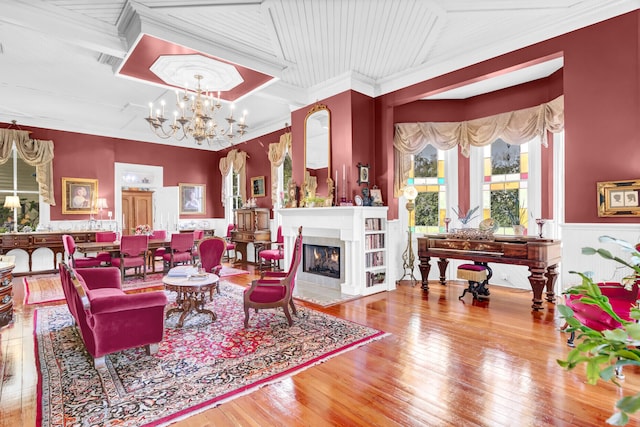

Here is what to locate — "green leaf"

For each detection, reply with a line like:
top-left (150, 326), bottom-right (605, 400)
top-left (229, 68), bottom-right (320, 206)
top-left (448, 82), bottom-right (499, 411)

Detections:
top-left (626, 323), bottom-right (640, 340)
top-left (596, 248), bottom-right (615, 260)
top-left (582, 247), bottom-right (597, 255)
top-left (586, 359), bottom-right (604, 384)
top-left (617, 395), bottom-right (640, 413)
top-left (614, 349), bottom-right (640, 361)
top-left (557, 304), bottom-right (575, 317)
top-left (603, 329), bottom-right (630, 342)
top-left (607, 410), bottom-right (629, 426)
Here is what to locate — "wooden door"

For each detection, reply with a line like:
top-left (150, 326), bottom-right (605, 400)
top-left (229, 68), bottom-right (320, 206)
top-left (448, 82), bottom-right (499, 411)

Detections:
top-left (122, 190), bottom-right (153, 235)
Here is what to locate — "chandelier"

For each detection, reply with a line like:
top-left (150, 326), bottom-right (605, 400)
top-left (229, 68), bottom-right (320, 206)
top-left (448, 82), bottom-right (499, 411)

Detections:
top-left (145, 74), bottom-right (248, 145)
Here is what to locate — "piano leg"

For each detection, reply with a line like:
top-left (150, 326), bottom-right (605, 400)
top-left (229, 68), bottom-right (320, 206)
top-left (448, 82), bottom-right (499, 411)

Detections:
top-left (545, 264), bottom-right (558, 303)
top-left (418, 256), bottom-right (431, 290)
top-left (528, 267), bottom-right (548, 310)
top-left (437, 258), bottom-right (449, 285)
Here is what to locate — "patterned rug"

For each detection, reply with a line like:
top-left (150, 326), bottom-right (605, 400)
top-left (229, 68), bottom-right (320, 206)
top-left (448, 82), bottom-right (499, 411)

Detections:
top-left (35, 282), bottom-right (387, 427)
top-left (24, 265), bottom-right (249, 305)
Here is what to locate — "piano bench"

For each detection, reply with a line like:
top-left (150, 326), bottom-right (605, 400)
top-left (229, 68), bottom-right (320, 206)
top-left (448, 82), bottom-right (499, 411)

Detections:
top-left (457, 263), bottom-right (492, 300)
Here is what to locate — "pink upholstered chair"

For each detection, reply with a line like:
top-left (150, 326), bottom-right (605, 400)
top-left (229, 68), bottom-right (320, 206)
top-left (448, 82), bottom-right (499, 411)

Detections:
top-left (95, 231), bottom-right (117, 265)
top-left (258, 226), bottom-right (285, 272)
top-left (62, 234), bottom-right (102, 268)
top-left (110, 234), bottom-right (149, 280)
top-left (150, 229), bottom-right (168, 266)
top-left (59, 263), bottom-right (167, 367)
top-left (198, 236), bottom-right (227, 298)
top-left (191, 229), bottom-right (205, 261)
top-left (564, 281), bottom-right (639, 347)
top-left (224, 224), bottom-right (237, 262)
top-left (162, 232), bottom-right (195, 271)
top-left (244, 226), bottom-right (303, 328)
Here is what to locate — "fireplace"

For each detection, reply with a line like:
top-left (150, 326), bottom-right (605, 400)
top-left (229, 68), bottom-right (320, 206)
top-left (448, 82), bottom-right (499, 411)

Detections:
top-left (303, 244), bottom-right (340, 279)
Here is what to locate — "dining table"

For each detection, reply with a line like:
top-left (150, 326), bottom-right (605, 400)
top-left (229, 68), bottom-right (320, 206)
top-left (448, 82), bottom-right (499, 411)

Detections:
top-left (75, 238), bottom-right (189, 273)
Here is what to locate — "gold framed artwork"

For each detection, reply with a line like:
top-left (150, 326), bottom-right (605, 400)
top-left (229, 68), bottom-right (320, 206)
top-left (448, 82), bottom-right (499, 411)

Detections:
top-left (251, 176), bottom-right (266, 198)
top-left (179, 183), bottom-right (206, 215)
top-left (597, 179), bottom-right (640, 217)
top-left (62, 177), bottom-right (98, 214)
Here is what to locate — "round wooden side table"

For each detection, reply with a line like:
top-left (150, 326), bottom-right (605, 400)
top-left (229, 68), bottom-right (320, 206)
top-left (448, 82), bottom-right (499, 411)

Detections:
top-left (163, 273), bottom-right (219, 328)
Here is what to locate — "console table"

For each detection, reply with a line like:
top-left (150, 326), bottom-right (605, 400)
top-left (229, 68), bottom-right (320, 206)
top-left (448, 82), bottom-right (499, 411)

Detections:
top-left (0, 231), bottom-right (98, 275)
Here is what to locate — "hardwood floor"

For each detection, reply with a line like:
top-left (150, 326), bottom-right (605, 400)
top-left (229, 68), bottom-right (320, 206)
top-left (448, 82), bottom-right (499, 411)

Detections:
top-left (2, 266), bottom-right (640, 426)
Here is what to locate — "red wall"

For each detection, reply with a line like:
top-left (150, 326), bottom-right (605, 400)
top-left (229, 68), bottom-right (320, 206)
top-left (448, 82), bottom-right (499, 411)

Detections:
top-left (4, 124), bottom-right (221, 220)
top-left (216, 128), bottom-right (284, 213)
top-left (377, 10), bottom-right (640, 223)
top-left (290, 90), bottom-right (376, 203)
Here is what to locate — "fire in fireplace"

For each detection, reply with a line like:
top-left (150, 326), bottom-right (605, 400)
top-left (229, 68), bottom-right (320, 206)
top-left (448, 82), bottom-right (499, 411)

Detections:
top-left (303, 244), bottom-right (340, 279)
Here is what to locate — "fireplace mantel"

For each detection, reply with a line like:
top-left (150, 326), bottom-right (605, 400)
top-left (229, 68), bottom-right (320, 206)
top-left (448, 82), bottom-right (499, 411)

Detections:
top-left (278, 207), bottom-right (392, 296)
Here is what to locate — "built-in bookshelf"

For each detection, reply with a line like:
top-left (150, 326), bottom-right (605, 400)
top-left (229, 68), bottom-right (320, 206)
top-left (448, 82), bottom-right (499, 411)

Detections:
top-left (364, 216), bottom-right (387, 291)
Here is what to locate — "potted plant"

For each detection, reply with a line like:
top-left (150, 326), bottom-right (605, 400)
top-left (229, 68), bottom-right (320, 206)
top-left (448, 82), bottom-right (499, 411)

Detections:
top-left (452, 205), bottom-right (479, 228)
top-left (558, 236), bottom-right (640, 425)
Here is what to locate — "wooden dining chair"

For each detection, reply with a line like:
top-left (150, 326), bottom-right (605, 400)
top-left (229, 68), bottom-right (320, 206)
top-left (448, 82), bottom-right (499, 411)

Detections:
top-left (162, 232), bottom-right (195, 271)
top-left (62, 234), bottom-right (102, 268)
top-left (110, 235), bottom-right (149, 280)
top-left (95, 231), bottom-right (117, 266)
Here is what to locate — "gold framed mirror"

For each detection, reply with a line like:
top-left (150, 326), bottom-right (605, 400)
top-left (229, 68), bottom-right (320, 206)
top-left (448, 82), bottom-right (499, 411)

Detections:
top-left (303, 103), bottom-right (333, 206)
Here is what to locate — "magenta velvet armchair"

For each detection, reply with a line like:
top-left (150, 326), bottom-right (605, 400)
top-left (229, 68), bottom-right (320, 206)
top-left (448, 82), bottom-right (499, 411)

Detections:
top-left (59, 263), bottom-right (167, 367)
top-left (244, 226), bottom-right (303, 328)
top-left (564, 281), bottom-right (639, 347)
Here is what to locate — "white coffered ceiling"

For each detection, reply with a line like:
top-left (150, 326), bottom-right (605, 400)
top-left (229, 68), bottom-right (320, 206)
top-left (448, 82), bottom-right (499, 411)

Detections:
top-left (0, 0), bottom-right (637, 150)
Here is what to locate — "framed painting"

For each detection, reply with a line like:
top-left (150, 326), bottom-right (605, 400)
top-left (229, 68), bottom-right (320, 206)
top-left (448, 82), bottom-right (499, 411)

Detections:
top-left (251, 176), bottom-right (266, 198)
top-left (357, 162), bottom-right (369, 185)
top-left (597, 179), bottom-right (640, 217)
top-left (179, 183), bottom-right (206, 215)
top-left (62, 177), bottom-right (98, 214)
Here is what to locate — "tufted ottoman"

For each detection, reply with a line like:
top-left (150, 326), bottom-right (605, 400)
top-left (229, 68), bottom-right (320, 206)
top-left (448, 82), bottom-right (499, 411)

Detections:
top-left (457, 263), bottom-right (492, 300)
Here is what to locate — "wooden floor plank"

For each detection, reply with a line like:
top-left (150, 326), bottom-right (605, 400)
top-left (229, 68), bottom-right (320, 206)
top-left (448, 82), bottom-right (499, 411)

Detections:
top-left (2, 266), bottom-right (640, 426)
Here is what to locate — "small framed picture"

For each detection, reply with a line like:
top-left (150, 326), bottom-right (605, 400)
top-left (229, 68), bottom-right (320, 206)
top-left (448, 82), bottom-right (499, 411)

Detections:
top-left (251, 176), bottom-right (266, 197)
top-left (357, 163), bottom-right (369, 185)
top-left (370, 188), bottom-right (384, 206)
top-left (62, 177), bottom-right (98, 214)
top-left (597, 179), bottom-right (640, 217)
top-left (179, 183), bottom-right (206, 215)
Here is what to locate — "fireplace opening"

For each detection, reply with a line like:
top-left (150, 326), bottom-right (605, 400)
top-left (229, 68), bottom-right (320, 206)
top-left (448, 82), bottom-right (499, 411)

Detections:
top-left (303, 244), bottom-right (340, 279)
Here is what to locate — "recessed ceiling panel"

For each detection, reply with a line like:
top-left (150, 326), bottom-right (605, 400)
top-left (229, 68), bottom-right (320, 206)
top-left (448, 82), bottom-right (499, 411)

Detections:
top-left (118, 34), bottom-right (273, 102)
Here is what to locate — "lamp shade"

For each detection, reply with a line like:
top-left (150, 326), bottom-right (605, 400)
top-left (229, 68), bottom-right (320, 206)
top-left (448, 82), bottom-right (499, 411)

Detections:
top-left (403, 186), bottom-right (418, 201)
top-left (97, 198), bottom-right (108, 209)
top-left (3, 196), bottom-right (20, 209)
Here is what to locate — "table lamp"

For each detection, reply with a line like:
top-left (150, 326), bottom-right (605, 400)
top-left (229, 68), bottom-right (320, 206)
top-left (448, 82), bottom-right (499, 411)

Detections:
top-left (3, 196), bottom-right (21, 233)
top-left (398, 185), bottom-right (418, 283)
top-left (97, 198), bottom-right (108, 220)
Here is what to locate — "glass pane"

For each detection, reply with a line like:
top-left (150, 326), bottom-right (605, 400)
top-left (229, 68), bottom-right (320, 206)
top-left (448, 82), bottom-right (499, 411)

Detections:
top-left (483, 140), bottom-right (528, 234)
top-left (414, 145), bottom-right (438, 178)
top-left (0, 162), bottom-right (13, 190)
top-left (490, 139), bottom-right (521, 175)
top-left (17, 193), bottom-right (39, 231)
top-left (415, 192), bottom-right (439, 227)
top-left (16, 158), bottom-right (38, 191)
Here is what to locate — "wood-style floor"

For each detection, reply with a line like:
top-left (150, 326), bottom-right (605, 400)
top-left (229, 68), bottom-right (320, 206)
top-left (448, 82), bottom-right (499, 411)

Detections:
top-left (2, 265), bottom-right (640, 426)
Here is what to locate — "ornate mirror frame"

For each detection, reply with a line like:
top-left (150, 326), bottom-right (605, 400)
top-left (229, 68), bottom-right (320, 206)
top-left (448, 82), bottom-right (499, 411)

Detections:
top-left (303, 103), bottom-right (333, 206)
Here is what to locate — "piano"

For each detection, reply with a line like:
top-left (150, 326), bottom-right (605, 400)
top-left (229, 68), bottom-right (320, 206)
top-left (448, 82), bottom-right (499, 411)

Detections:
top-left (417, 234), bottom-right (561, 311)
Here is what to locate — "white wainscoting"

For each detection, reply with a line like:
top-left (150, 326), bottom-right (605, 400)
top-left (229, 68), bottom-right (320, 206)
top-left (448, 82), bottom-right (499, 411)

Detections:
top-left (559, 223), bottom-right (640, 292)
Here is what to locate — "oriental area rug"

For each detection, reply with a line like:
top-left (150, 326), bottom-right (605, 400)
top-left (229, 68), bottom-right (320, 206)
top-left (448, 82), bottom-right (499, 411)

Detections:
top-left (24, 265), bottom-right (248, 305)
top-left (34, 282), bottom-right (387, 427)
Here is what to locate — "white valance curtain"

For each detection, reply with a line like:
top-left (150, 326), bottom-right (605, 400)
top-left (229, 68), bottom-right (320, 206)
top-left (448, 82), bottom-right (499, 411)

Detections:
top-left (0, 129), bottom-right (55, 205)
top-left (393, 95), bottom-right (564, 197)
top-left (267, 132), bottom-right (292, 206)
top-left (218, 149), bottom-right (248, 206)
